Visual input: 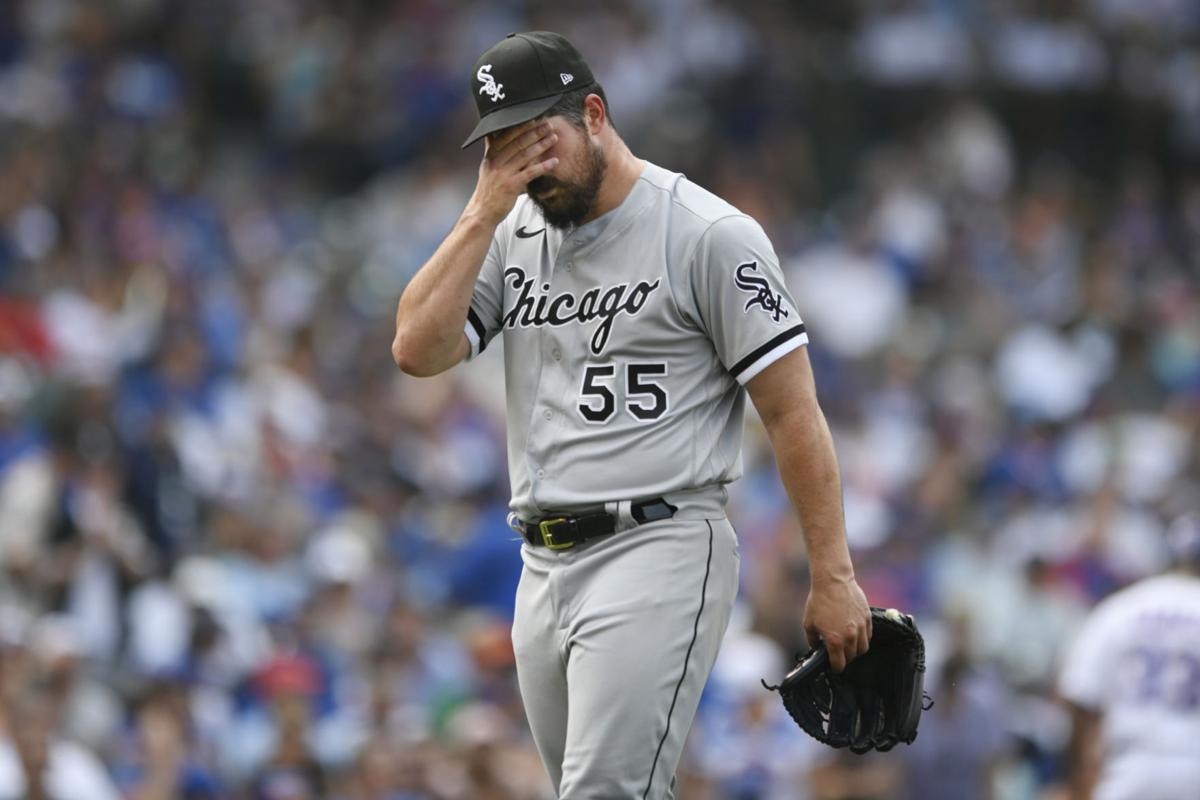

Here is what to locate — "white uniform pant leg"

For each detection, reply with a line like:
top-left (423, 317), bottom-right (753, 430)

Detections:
top-left (556, 517), bottom-right (739, 800)
top-left (512, 551), bottom-right (571, 794)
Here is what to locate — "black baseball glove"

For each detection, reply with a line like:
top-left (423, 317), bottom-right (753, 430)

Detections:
top-left (762, 607), bottom-right (930, 754)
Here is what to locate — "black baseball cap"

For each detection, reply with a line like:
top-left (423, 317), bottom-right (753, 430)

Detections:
top-left (461, 31), bottom-right (595, 148)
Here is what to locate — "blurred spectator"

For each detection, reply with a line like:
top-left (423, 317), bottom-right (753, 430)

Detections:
top-left (241, 652), bottom-right (328, 798)
top-left (0, 684), bottom-right (121, 800)
top-left (693, 615), bottom-right (828, 798)
top-left (901, 652), bottom-right (1011, 800)
top-left (112, 681), bottom-right (225, 799)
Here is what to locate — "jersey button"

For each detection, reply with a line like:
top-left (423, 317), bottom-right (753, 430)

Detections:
top-left (565, 262), bottom-right (574, 271)
top-left (536, 469), bottom-right (546, 479)
top-left (552, 349), bottom-right (562, 360)
top-left (543, 410), bottom-right (553, 420)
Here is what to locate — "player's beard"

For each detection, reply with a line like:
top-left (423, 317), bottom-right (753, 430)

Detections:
top-left (526, 138), bottom-right (607, 230)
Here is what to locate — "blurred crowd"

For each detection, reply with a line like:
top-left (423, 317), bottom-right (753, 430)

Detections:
top-left (0, 0), bottom-right (1198, 798)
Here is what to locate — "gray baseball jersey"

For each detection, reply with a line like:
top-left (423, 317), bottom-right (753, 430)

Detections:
top-left (463, 160), bottom-right (807, 519)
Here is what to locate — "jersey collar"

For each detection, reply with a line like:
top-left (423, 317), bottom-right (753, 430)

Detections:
top-left (555, 162), bottom-right (654, 255)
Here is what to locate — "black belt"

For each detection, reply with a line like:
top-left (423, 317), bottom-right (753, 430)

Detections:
top-left (521, 497), bottom-right (677, 550)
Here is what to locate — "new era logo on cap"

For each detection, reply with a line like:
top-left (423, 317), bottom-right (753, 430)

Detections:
top-left (462, 31), bottom-right (596, 148)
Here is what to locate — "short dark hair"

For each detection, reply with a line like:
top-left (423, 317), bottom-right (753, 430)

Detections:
top-left (542, 83), bottom-right (613, 131)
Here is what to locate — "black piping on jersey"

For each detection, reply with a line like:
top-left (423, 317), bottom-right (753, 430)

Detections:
top-left (466, 306), bottom-right (487, 353)
top-left (729, 323), bottom-right (806, 380)
top-left (642, 521), bottom-right (714, 800)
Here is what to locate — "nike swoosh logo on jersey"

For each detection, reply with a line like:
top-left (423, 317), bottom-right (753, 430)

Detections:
top-left (515, 226), bottom-right (545, 239)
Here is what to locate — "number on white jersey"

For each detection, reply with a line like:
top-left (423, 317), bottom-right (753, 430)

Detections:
top-left (1124, 646), bottom-right (1200, 711)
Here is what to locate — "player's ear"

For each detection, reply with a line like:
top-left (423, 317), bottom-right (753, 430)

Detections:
top-left (584, 94), bottom-right (605, 135)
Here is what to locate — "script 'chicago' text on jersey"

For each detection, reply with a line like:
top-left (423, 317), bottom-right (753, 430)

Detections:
top-left (501, 266), bottom-right (661, 355)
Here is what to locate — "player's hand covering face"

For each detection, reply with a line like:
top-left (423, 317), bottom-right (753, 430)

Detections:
top-left (522, 115), bottom-right (607, 230)
top-left (472, 119), bottom-right (560, 225)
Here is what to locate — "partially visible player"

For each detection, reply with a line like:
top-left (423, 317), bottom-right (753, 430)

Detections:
top-left (1058, 513), bottom-right (1200, 800)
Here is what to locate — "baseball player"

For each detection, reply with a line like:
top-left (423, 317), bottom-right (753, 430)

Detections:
top-left (391, 31), bottom-right (871, 799)
top-left (1058, 513), bottom-right (1200, 800)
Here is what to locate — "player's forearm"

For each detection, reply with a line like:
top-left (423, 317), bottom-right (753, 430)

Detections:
top-left (1069, 756), bottom-right (1100, 798)
top-left (392, 208), bottom-right (496, 375)
top-left (763, 405), bottom-right (856, 586)
top-left (1067, 706), bottom-right (1102, 800)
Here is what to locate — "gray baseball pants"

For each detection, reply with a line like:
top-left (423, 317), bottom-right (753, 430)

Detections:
top-left (511, 492), bottom-right (740, 799)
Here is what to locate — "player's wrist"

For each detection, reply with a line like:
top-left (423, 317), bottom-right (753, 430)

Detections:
top-left (460, 201), bottom-right (507, 231)
top-left (809, 560), bottom-right (857, 588)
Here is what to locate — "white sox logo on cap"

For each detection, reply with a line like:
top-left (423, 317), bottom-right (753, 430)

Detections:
top-left (477, 65), bottom-right (505, 102)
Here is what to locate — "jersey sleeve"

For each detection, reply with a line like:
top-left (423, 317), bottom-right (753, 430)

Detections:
top-left (1058, 600), bottom-right (1118, 710)
top-left (463, 232), bottom-right (506, 360)
top-left (690, 215), bottom-right (808, 384)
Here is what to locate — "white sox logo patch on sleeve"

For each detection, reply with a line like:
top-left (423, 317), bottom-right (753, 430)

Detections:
top-left (501, 266), bottom-right (660, 355)
top-left (735, 261), bottom-right (789, 323)
top-left (477, 65), bottom-right (505, 102)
